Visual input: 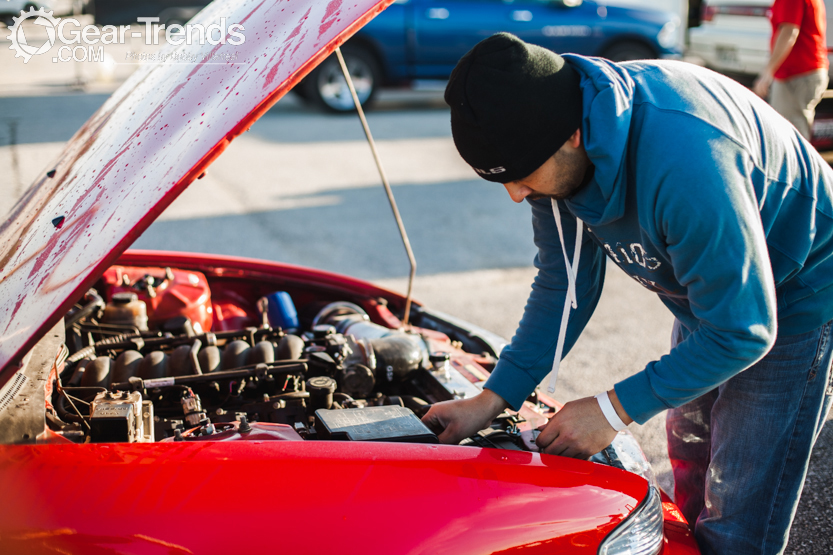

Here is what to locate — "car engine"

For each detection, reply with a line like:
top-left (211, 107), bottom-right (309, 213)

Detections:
top-left (49, 264), bottom-right (551, 449)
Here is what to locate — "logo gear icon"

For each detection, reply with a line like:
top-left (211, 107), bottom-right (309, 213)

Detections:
top-left (7, 7), bottom-right (61, 64)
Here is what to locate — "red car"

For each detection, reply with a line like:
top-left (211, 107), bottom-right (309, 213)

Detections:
top-left (0, 0), bottom-right (699, 553)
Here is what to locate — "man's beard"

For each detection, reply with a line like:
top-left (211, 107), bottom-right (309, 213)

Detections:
top-left (527, 149), bottom-right (596, 200)
top-left (527, 148), bottom-right (594, 201)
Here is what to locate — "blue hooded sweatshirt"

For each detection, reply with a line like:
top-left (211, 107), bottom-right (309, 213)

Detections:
top-left (483, 56), bottom-right (833, 424)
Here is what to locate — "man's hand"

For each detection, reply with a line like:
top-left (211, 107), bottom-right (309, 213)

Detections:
top-left (536, 389), bottom-right (632, 459)
top-left (754, 23), bottom-right (800, 98)
top-left (753, 69), bottom-right (774, 98)
top-left (421, 389), bottom-right (509, 444)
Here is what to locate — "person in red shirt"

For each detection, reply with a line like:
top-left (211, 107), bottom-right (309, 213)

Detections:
top-left (753, 0), bottom-right (829, 139)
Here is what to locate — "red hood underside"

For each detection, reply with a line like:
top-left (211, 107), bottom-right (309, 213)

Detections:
top-left (0, 0), bottom-right (393, 387)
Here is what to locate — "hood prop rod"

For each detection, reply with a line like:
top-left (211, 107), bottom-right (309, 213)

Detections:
top-left (335, 47), bottom-right (416, 327)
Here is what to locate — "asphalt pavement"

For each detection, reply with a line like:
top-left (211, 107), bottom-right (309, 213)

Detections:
top-left (0, 42), bottom-right (831, 553)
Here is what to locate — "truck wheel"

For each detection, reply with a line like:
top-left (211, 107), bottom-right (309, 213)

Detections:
top-left (303, 46), bottom-right (381, 112)
top-left (601, 41), bottom-right (657, 62)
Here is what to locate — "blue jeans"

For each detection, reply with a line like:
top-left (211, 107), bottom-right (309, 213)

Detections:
top-left (666, 320), bottom-right (833, 555)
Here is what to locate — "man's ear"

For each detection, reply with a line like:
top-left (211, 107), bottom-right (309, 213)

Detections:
top-left (568, 128), bottom-right (582, 149)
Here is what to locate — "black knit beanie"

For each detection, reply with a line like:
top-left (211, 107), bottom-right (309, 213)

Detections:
top-left (445, 33), bottom-right (583, 183)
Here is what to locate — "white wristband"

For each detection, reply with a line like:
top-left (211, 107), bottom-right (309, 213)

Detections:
top-left (596, 391), bottom-right (628, 432)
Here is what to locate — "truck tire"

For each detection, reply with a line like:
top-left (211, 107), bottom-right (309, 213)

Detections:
top-left (302, 45), bottom-right (381, 112)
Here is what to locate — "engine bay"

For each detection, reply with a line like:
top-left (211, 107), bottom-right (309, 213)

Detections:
top-left (45, 263), bottom-right (554, 449)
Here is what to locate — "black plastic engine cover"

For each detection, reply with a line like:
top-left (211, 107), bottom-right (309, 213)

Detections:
top-left (315, 405), bottom-right (438, 443)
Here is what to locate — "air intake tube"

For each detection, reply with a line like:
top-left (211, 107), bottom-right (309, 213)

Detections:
top-left (313, 302), bottom-right (428, 384)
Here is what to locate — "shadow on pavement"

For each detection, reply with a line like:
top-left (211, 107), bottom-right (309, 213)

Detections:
top-left (134, 178), bottom-right (537, 281)
top-left (0, 89), bottom-right (450, 147)
top-left (0, 93), bottom-right (112, 146)
top-left (790, 420), bottom-right (833, 554)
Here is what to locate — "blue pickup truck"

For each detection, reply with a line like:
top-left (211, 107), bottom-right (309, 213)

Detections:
top-left (299, 0), bottom-right (683, 111)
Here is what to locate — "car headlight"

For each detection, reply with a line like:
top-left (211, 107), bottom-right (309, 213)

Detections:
top-left (657, 19), bottom-right (681, 49)
top-left (590, 431), bottom-right (663, 555)
top-left (598, 486), bottom-right (664, 555)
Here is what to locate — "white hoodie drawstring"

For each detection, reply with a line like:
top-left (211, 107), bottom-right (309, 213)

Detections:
top-left (548, 199), bottom-right (583, 394)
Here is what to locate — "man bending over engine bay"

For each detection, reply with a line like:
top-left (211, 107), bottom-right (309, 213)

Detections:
top-left (422, 33), bottom-right (833, 555)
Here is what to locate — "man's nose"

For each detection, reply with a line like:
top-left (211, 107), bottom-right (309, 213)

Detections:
top-left (503, 182), bottom-right (529, 203)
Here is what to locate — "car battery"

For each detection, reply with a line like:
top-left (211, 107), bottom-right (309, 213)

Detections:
top-left (315, 405), bottom-right (438, 443)
top-left (90, 390), bottom-right (154, 443)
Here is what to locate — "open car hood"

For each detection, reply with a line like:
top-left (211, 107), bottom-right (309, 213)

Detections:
top-left (0, 0), bottom-right (393, 385)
